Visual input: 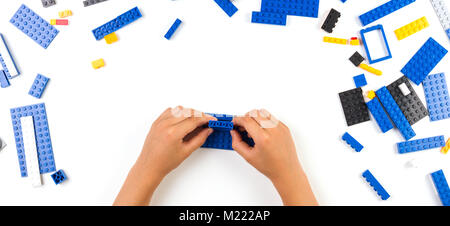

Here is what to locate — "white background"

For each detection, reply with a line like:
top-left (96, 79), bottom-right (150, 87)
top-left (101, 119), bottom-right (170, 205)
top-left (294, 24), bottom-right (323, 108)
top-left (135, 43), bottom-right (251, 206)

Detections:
top-left (0, 0), bottom-right (449, 206)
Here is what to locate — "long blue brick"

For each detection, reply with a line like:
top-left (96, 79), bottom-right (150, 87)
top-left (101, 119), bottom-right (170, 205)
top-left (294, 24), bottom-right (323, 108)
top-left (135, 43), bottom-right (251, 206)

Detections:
top-left (342, 132), bottom-right (364, 152)
top-left (206, 113), bottom-right (233, 121)
top-left (0, 70), bottom-right (10, 88)
top-left (366, 98), bottom-right (394, 133)
top-left (251, 11), bottom-right (287, 26)
top-left (10, 103), bottom-right (56, 177)
top-left (261, 0), bottom-right (319, 18)
top-left (376, 87), bottom-right (415, 140)
top-left (9, 4), bottom-right (59, 49)
top-left (164, 19), bottom-right (182, 40)
top-left (213, 0), bottom-right (238, 17)
top-left (208, 120), bottom-right (233, 131)
top-left (92, 7), bottom-right (142, 40)
top-left (401, 38), bottom-right (448, 85)
top-left (431, 170), bottom-right (450, 206)
top-left (0, 54), bottom-right (10, 79)
top-left (359, 0), bottom-right (416, 26)
top-left (362, 170), bottom-right (390, 200)
top-left (422, 73), bottom-right (450, 121)
top-left (397, 135), bottom-right (445, 154)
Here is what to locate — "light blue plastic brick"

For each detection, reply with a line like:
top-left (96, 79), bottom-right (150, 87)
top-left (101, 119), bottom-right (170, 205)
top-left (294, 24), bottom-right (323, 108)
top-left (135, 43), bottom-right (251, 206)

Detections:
top-left (447, 29), bottom-right (450, 39)
top-left (10, 103), bottom-right (56, 177)
top-left (431, 170), bottom-right (450, 206)
top-left (401, 38), bottom-right (448, 85)
top-left (362, 170), bottom-right (390, 200)
top-left (28, 74), bottom-right (49, 99)
top-left (422, 73), bottom-right (450, 121)
top-left (360, 25), bottom-right (392, 64)
top-left (9, 4), bottom-right (59, 49)
top-left (353, 74), bottom-right (367, 88)
top-left (0, 34), bottom-right (20, 79)
top-left (164, 19), bottom-right (182, 40)
top-left (0, 54), bottom-right (10, 79)
top-left (342, 132), bottom-right (364, 152)
top-left (0, 70), bottom-right (10, 88)
top-left (261, 0), bottom-right (320, 18)
top-left (397, 135), bottom-right (445, 153)
top-left (376, 87), bottom-right (416, 140)
top-left (359, 0), bottom-right (416, 26)
top-left (92, 7), bottom-right (142, 40)
top-left (51, 169), bottom-right (67, 185)
top-left (208, 120), bottom-right (233, 131)
top-left (214, 0), bottom-right (238, 17)
top-left (251, 11), bottom-right (287, 26)
top-left (366, 98), bottom-right (394, 133)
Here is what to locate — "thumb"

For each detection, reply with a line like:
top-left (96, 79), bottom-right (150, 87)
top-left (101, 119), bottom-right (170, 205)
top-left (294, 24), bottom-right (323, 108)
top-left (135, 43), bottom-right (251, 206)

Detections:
top-left (230, 130), bottom-right (253, 161)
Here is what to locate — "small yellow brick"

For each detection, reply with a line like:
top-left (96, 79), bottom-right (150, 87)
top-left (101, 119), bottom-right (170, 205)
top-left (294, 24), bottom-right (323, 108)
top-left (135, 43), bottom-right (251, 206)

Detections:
top-left (350, 38), bottom-right (360, 46)
top-left (50, 19), bottom-right (56, 25)
top-left (360, 63), bottom-right (382, 76)
top-left (367, 90), bottom-right (376, 99)
top-left (323, 36), bottom-right (347, 45)
top-left (105, 32), bottom-right (118, 44)
top-left (92, 59), bottom-right (105, 69)
top-left (441, 138), bottom-right (450, 154)
top-left (59, 10), bottom-right (72, 18)
top-left (394, 17), bottom-right (429, 40)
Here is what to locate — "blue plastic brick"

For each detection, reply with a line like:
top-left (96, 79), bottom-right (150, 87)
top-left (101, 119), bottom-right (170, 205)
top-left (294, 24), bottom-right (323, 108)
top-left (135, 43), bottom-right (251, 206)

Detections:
top-left (206, 113), bottom-right (233, 121)
top-left (0, 54), bottom-right (10, 79)
top-left (447, 29), bottom-right (450, 39)
top-left (164, 19), bottom-right (182, 40)
top-left (28, 74), bottom-right (49, 99)
top-left (341, 0), bottom-right (347, 2)
top-left (0, 70), bottom-right (10, 88)
top-left (359, 0), bottom-right (416, 26)
top-left (261, 0), bottom-right (320, 18)
top-left (51, 169), bottom-right (67, 185)
top-left (10, 103), bottom-right (56, 177)
top-left (0, 34), bottom-right (20, 79)
top-left (360, 25), bottom-right (392, 64)
top-left (92, 7), bottom-right (142, 40)
top-left (376, 87), bottom-right (416, 140)
top-left (342, 132), bottom-right (364, 152)
top-left (431, 170), bottom-right (450, 206)
top-left (251, 11), bottom-right (287, 26)
top-left (397, 135), bottom-right (445, 154)
top-left (353, 74), bottom-right (367, 88)
top-left (208, 120), bottom-right (233, 131)
top-left (362, 170), bottom-right (390, 200)
top-left (401, 38), bottom-right (448, 85)
top-left (422, 73), bottom-right (450, 121)
top-left (214, 0), bottom-right (238, 17)
top-left (9, 4), bottom-right (59, 49)
top-left (366, 98), bottom-right (394, 133)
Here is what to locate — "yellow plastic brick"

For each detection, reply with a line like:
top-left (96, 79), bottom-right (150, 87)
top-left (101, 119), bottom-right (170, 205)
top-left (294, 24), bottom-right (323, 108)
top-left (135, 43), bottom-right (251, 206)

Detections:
top-left (350, 38), bottom-right (360, 46)
top-left (50, 19), bottom-right (56, 25)
top-left (394, 17), bottom-right (429, 40)
top-left (105, 32), bottom-right (118, 44)
top-left (323, 36), bottom-right (347, 45)
top-left (367, 90), bottom-right (376, 99)
top-left (92, 59), bottom-right (105, 69)
top-left (441, 138), bottom-right (450, 154)
top-left (59, 10), bottom-right (72, 18)
top-left (360, 63), bottom-right (382, 76)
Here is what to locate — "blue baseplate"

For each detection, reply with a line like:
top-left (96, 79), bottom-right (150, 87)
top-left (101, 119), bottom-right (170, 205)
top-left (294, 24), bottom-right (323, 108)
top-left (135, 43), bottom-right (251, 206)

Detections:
top-left (422, 73), bottom-right (450, 122)
top-left (10, 4), bottom-right (59, 49)
top-left (397, 135), bottom-right (445, 154)
top-left (92, 6), bottom-right (142, 40)
top-left (362, 170), bottom-right (390, 200)
top-left (28, 74), bottom-right (49, 99)
top-left (10, 103), bottom-right (56, 177)
top-left (342, 132), bottom-right (364, 152)
top-left (214, 0), bottom-right (238, 17)
top-left (359, 0), bottom-right (416, 26)
top-left (431, 170), bottom-right (450, 206)
top-left (366, 98), bottom-right (394, 133)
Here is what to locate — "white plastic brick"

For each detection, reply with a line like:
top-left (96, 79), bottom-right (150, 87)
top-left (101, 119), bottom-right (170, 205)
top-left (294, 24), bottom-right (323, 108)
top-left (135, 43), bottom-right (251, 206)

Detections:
top-left (20, 116), bottom-right (42, 187)
top-left (398, 83), bottom-right (411, 96)
top-left (430, 0), bottom-right (450, 30)
top-left (0, 34), bottom-right (19, 78)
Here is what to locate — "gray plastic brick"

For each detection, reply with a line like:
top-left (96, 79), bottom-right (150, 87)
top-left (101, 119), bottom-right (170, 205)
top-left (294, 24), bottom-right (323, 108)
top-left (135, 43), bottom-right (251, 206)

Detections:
top-left (430, 0), bottom-right (450, 30)
top-left (41, 0), bottom-right (56, 8)
top-left (84, 0), bottom-right (108, 7)
top-left (339, 88), bottom-right (370, 126)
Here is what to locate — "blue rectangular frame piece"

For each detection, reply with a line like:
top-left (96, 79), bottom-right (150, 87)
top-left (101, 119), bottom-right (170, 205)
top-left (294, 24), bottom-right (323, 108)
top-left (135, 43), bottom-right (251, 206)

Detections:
top-left (360, 25), bottom-right (392, 64)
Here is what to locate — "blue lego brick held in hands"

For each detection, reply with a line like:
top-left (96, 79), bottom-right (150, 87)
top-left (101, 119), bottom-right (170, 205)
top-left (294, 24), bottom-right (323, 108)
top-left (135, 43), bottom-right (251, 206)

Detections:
top-left (342, 132), bottom-right (364, 152)
top-left (422, 73), bottom-right (450, 122)
top-left (401, 38), bottom-right (448, 85)
top-left (376, 87), bottom-right (415, 141)
top-left (431, 170), bottom-right (450, 206)
top-left (214, 0), bottom-right (238, 17)
top-left (206, 113), bottom-right (233, 121)
top-left (92, 7), bottom-right (142, 40)
top-left (10, 4), bottom-right (59, 49)
top-left (51, 169), bottom-right (67, 185)
top-left (0, 70), bottom-right (10, 88)
top-left (28, 74), bottom-right (49, 99)
top-left (164, 19), bottom-right (182, 40)
top-left (10, 103), bottom-right (56, 177)
top-left (209, 120), bottom-right (233, 131)
top-left (397, 135), bottom-right (445, 154)
top-left (360, 25), bottom-right (392, 64)
top-left (251, 11), bottom-right (287, 26)
top-left (362, 170), bottom-right (390, 200)
top-left (366, 98), bottom-right (394, 133)
top-left (353, 74), bottom-right (367, 88)
top-left (261, 0), bottom-right (320, 18)
top-left (359, 0), bottom-right (416, 26)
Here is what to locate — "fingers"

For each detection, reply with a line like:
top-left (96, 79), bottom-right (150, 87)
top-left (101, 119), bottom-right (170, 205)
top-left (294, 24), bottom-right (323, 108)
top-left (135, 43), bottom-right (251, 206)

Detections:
top-left (248, 109), bottom-right (279, 129)
top-left (233, 112), bottom-right (266, 139)
top-left (230, 130), bottom-right (253, 160)
top-left (183, 128), bottom-right (214, 154)
top-left (174, 112), bottom-right (216, 138)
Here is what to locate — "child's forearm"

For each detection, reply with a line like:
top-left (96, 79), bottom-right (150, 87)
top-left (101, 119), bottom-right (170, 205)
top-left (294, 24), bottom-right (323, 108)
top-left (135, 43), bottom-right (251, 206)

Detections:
top-left (271, 169), bottom-right (318, 206)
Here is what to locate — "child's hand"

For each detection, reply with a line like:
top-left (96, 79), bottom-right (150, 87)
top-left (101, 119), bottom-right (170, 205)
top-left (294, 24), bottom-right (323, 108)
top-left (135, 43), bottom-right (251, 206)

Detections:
top-left (231, 109), bottom-right (317, 205)
top-left (137, 106), bottom-right (215, 178)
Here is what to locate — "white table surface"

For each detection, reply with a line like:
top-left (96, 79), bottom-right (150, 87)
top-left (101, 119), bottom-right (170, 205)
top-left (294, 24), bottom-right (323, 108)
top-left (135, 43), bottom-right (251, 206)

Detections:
top-left (0, 0), bottom-right (449, 206)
